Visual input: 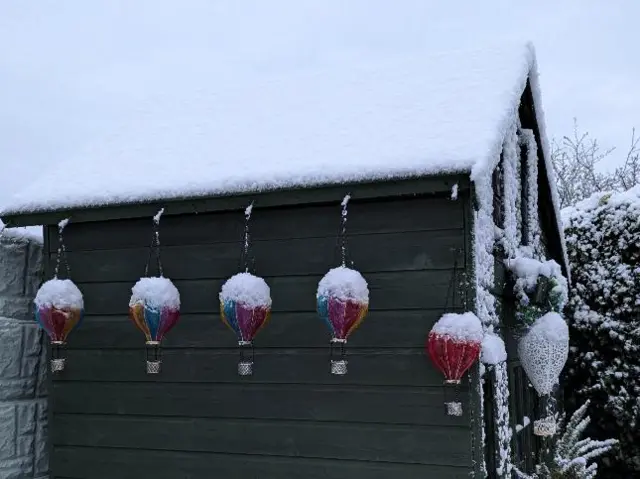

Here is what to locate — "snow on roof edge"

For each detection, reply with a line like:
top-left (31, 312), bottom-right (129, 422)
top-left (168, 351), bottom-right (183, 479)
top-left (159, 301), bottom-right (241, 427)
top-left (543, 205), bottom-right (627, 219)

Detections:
top-left (469, 42), bottom-right (570, 282)
top-left (0, 168), bottom-right (471, 219)
top-left (526, 44), bottom-right (571, 283)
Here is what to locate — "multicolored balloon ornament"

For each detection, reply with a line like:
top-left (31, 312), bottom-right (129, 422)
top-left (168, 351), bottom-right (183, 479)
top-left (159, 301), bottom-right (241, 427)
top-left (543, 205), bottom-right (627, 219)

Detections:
top-left (34, 278), bottom-right (84, 372)
top-left (426, 312), bottom-right (483, 416)
top-left (129, 277), bottom-right (181, 374)
top-left (317, 266), bottom-right (369, 375)
top-left (220, 272), bottom-right (272, 376)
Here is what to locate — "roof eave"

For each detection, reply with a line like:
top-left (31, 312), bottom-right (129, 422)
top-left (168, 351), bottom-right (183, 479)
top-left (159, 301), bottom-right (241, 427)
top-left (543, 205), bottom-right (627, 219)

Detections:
top-left (1, 173), bottom-right (471, 227)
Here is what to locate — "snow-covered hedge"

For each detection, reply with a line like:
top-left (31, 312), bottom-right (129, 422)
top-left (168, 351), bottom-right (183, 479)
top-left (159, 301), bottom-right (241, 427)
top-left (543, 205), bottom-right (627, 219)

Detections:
top-left (562, 186), bottom-right (640, 477)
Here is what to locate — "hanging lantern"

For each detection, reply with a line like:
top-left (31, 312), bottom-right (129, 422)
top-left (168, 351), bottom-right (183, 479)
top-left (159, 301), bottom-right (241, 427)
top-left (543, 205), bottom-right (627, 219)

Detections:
top-left (518, 311), bottom-right (569, 436)
top-left (129, 277), bottom-right (180, 374)
top-left (219, 272), bottom-right (272, 376)
top-left (426, 312), bottom-right (483, 416)
top-left (34, 278), bottom-right (84, 373)
top-left (128, 208), bottom-right (180, 374)
top-left (317, 266), bottom-right (369, 375)
top-left (33, 218), bottom-right (84, 373)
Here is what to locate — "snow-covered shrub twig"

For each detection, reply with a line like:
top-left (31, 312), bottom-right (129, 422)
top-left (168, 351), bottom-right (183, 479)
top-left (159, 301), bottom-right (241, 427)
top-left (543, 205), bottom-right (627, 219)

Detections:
top-left (514, 400), bottom-right (617, 479)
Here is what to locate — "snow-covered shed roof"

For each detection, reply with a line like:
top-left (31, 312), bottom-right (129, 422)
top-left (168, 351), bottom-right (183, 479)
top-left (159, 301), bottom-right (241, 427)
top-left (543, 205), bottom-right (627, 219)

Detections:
top-left (2, 42), bottom-right (552, 216)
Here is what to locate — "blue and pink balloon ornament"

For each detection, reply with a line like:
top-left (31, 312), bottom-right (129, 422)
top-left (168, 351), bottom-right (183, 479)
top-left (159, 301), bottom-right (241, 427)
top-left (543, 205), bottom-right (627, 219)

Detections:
top-left (128, 208), bottom-right (181, 374)
top-left (129, 277), bottom-right (181, 374)
top-left (317, 267), bottom-right (369, 376)
top-left (34, 218), bottom-right (84, 373)
top-left (219, 272), bottom-right (272, 376)
top-left (34, 278), bottom-right (84, 373)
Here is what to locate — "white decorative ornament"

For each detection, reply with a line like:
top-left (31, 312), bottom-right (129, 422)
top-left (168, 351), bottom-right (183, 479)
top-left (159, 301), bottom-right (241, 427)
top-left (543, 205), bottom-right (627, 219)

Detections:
top-left (445, 401), bottom-right (463, 417)
top-left (518, 312), bottom-right (569, 437)
top-left (533, 415), bottom-right (557, 437)
top-left (518, 312), bottom-right (569, 396)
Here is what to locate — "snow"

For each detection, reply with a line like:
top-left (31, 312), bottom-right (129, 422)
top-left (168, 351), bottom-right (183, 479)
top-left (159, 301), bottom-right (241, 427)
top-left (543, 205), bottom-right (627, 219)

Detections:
top-left (505, 256), bottom-right (563, 289)
top-left (34, 278), bottom-right (84, 310)
top-left (431, 312), bottom-right (483, 343)
top-left (244, 202), bottom-right (254, 219)
top-left (494, 363), bottom-right (513, 476)
top-left (481, 332), bottom-right (507, 365)
top-left (450, 183), bottom-right (459, 200)
top-left (515, 416), bottom-right (531, 432)
top-left (500, 117), bottom-right (521, 256)
top-left (129, 276), bottom-right (180, 310)
top-left (2, 42), bottom-right (544, 216)
top-left (153, 208), bottom-right (164, 224)
top-left (520, 129), bottom-right (542, 251)
top-left (220, 272), bottom-right (272, 308)
top-left (562, 187), bottom-right (639, 472)
top-left (562, 184), bottom-right (640, 226)
top-left (0, 223), bottom-right (43, 243)
top-left (530, 311), bottom-right (568, 343)
top-left (58, 218), bottom-right (70, 231)
top-left (317, 266), bottom-right (369, 304)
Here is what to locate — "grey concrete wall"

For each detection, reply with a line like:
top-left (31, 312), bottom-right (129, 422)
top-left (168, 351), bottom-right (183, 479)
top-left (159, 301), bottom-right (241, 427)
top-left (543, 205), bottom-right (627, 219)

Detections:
top-left (0, 235), bottom-right (47, 479)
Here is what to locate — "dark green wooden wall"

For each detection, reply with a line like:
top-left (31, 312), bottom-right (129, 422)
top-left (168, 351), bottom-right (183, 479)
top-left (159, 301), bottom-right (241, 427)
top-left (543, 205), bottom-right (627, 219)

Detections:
top-left (45, 192), bottom-right (476, 479)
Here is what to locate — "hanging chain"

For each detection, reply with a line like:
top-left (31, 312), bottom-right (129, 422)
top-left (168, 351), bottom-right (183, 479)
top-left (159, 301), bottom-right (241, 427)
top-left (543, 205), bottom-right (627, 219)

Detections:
top-left (443, 248), bottom-right (461, 312)
top-left (339, 194), bottom-right (351, 266)
top-left (240, 202), bottom-right (254, 273)
top-left (145, 209), bottom-right (164, 277)
top-left (54, 219), bottom-right (71, 279)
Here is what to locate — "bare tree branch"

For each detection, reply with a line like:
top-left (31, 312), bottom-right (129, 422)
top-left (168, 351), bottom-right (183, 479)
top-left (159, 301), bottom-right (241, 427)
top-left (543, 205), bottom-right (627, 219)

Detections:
top-left (551, 119), bottom-right (639, 208)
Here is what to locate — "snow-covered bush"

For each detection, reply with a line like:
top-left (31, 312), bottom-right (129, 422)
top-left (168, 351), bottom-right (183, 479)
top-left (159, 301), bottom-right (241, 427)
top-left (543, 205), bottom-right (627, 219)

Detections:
top-left (562, 186), bottom-right (640, 477)
top-left (514, 400), bottom-right (617, 479)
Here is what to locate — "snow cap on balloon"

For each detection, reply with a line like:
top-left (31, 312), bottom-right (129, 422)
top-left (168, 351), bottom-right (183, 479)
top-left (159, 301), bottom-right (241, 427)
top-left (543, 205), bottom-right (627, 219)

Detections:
top-left (219, 272), bottom-right (272, 344)
top-left (431, 312), bottom-right (483, 342)
top-left (35, 278), bottom-right (84, 311)
top-left (34, 278), bottom-right (84, 343)
top-left (128, 277), bottom-right (181, 343)
top-left (316, 266), bottom-right (369, 340)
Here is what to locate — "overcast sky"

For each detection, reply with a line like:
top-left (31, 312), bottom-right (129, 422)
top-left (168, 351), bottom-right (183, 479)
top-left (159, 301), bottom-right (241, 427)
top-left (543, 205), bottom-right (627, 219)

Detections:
top-left (1, 0), bottom-right (638, 208)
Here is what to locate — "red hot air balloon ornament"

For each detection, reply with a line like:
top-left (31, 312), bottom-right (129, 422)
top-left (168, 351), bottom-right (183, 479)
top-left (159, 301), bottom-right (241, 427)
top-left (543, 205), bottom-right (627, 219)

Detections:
top-left (128, 208), bottom-right (181, 374)
top-left (33, 218), bottom-right (84, 373)
top-left (219, 202), bottom-right (273, 376)
top-left (427, 312), bottom-right (483, 416)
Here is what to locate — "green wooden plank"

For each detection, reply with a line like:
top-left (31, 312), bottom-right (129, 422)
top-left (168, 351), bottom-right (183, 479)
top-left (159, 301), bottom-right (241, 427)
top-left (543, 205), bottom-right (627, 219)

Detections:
top-left (52, 414), bottom-right (471, 466)
top-left (52, 446), bottom-right (472, 479)
top-left (52, 382), bottom-right (469, 427)
top-left (75, 270), bottom-right (464, 315)
top-left (48, 194), bottom-right (465, 253)
top-left (52, 348), bottom-right (468, 387)
top-left (48, 229), bottom-right (465, 283)
top-left (68, 309), bottom-right (454, 350)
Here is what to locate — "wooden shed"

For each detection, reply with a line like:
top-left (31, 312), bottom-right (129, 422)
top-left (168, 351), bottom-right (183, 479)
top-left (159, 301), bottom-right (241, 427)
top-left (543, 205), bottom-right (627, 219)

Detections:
top-left (1, 42), bottom-right (568, 478)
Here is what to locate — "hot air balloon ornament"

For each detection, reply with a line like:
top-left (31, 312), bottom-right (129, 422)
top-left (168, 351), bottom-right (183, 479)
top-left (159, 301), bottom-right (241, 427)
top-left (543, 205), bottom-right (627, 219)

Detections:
top-left (219, 202), bottom-right (272, 376)
top-left (426, 312), bottom-right (483, 416)
top-left (34, 218), bottom-right (85, 373)
top-left (128, 208), bottom-right (181, 374)
top-left (518, 311), bottom-right (569, 436)
top-left (316, 195), bottom-right (370, 376)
